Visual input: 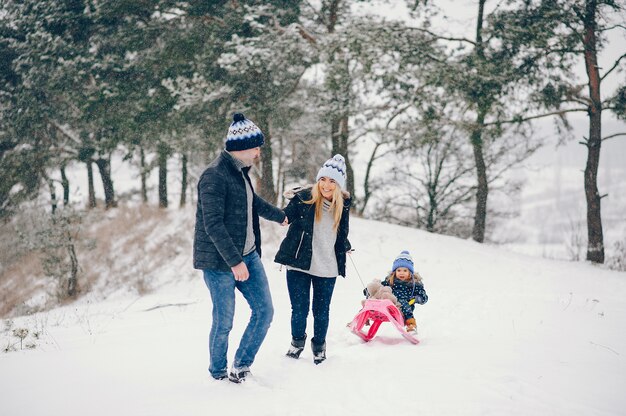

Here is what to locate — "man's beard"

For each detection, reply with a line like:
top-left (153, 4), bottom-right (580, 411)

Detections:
top-left (241, 157), bottom-right (256, 167)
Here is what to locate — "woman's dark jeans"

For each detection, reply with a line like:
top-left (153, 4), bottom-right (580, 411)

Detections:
top-left (286, 269), bottom-right (337, 345)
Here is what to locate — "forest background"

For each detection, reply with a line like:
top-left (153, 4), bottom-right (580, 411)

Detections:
top-left (1, 0), bottom-right (625, 317)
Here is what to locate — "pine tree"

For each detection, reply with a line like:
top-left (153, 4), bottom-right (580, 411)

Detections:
top-left (491, 0), bottom-right (626, 263)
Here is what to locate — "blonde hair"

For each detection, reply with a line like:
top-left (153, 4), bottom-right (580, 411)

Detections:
top-left (387, 270), bottom-right (423, 286)
top-left (304, 181), bottom-right (344, 231)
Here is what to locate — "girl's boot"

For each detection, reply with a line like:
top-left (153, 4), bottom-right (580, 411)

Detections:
top-left (286, 334), bottom-right (307, 359)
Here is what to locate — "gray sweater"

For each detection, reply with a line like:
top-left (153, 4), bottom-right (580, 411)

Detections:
top-left (227, 152), bottom-right (256, 256)
top-left (288, 200), bottom-right (338, 278)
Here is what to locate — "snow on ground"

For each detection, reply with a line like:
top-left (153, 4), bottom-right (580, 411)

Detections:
top-left (1, 213), bottom-right (625, 416)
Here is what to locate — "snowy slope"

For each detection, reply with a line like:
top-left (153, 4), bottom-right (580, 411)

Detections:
top-left (1, 213), bottom-right (625, 416)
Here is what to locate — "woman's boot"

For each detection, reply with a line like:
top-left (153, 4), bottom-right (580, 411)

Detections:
top-left (286, 334), bottom-right (307, 359)
top-left (311, 339), bottom-right (326, 365)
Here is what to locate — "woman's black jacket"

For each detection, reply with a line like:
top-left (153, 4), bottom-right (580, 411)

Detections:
top-left (274, 186), bottom-right (351, 277)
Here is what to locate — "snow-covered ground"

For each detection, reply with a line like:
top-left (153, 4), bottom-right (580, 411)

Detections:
top-left (1, 211), bottom-right (625, 416)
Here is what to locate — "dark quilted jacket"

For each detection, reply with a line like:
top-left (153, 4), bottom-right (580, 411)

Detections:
top-left (274, 186), bottom-right (351, 277)
top-left (193, 150), bottom-right (286, 271)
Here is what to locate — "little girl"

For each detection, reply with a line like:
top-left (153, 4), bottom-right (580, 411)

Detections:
top-left (365, 250), bottom-right (428, 332)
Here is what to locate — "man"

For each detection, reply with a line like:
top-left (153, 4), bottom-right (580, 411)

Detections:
top-left (193, 113), bottom-right (287, 383)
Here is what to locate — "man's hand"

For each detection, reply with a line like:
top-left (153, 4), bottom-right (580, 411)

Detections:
top-left (281, 216), bottom-right (289, 226)
top-left (231, 262), bottom-right (250, 281)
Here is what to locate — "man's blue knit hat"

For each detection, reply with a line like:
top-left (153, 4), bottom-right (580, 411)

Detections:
top-left (392, 250), bottom-right (414, 274)
top-left (225, 113), bottom-right (264, 151)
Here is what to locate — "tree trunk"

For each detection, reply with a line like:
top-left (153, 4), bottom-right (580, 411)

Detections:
top-left (471, 0), bottom-right (488, 243)
top-left (426, 189), bottom-right (437, 233)
top-left (279, 170), bottom-right (285, 208)
top-left (276, 134), bottom-right (284, 207)
top-left (95, 157), bottom-right (117, 209)
top-left (180, 153), bottom-right (188, 208)
top-left (331, 115), bottom-right (355, 199)
top-left (325, 2), bottom-right (355, 203)
top-left (256, 113), bottom-right (277, 204)
top-left (140, 147), bottom-right (148, 204)
top-left (358, 141), bottom-right (381, 216)
top-left (86, 161), bottom-right (96, 209)
top-left (158, 142), bottom-right (168, 208)
top-left (60, 165), bottom-right (69, 206)
top-left (471, 110), bottom-right (488, 243)
top-left (582, 0), bottom-right (604, 263)
top-left (66, 229), bottom-right (78, 297)
top-left (49, 179), bottom-right (57, 215)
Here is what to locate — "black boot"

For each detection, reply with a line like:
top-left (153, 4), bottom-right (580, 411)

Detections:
top-left (228, 366), bottom-right (251, 384)
top-left (286, 334), bottom-right (307, 359)
top-left (311, 339), bottom-right (326, 365)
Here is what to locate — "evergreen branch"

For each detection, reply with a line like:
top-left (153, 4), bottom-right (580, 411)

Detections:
top-left (270, 13), bottom-right (318, 47)
top-left (0, 138), bottom-right (17, 155)
top-left (563, 19), bottom-right (586, 44)
top-left (544, 47), bottom-right (586, 54)
top-left (566, 97), bottom-right (592, 107)
top-left (48, 119), bottom-right (82, 147)
top-left (404, 26), bottom-right (477, 46)
top-left (191, 15), bottom-right (226, 26)
top-left (599, 24), bottom-right (626, 32)
top-left (297, 25), bottom-right (318, 46)
top-left (484, 108), bottom-right (588, 126)
top-left (572, 4), bottom-right (585, 24)
top-left (601, 53), bottom-right (626, 81)
top-left (302, 0), bottom-right (323, 19)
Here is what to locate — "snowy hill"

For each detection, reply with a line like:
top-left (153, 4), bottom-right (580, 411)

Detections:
top-left (1, 211), bottom-right (625, 416)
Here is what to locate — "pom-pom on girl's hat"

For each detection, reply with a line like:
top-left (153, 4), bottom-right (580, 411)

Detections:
top-left (316, 154), bottom-right (347, 189)
top-left (225, 113), bottom-right (264, 151)
top-left (392, 250), bottom-right (414, 274)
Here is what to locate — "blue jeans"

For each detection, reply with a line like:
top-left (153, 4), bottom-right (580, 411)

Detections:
top-left (202, 251), bottom-right (274, 379)
top-left (286, 269), bottom-right (337, 345)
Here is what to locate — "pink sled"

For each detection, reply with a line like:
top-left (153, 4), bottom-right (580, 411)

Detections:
top-left (348, 299), bottom-right (419, 344)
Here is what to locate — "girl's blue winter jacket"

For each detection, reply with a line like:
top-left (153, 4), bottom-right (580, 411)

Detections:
top-left (381, 277), bottom-right (428, 320)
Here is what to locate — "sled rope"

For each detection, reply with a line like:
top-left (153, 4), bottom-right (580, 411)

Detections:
top-left (348, 251), bottom-right (370, 296)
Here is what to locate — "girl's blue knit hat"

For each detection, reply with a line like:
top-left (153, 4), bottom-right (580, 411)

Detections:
top-left (392, 250), bottom-right (414, 274)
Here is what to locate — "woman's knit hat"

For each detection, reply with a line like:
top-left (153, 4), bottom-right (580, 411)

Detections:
top-left (225, 113), bottom-right (264, 151)
top-left (392, 250), bottom-right (414, 274)
top-left (316, 154), bottom-right (347, 189)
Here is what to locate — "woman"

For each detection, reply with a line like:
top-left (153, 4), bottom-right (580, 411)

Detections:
top-left (275, 154), bottom-right (351, 364)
